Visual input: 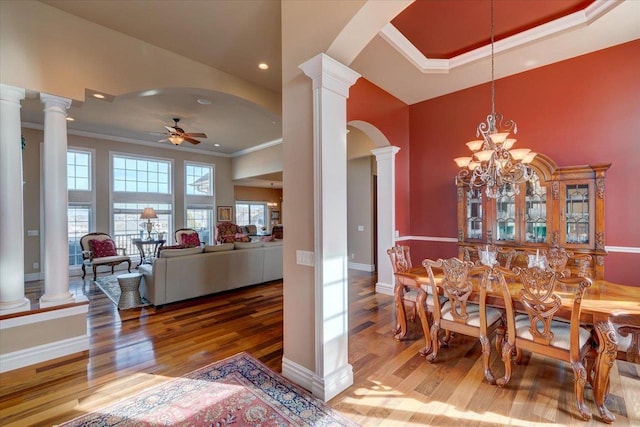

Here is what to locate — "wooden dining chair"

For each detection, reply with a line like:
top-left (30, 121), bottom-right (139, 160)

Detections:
top-left (492, 266), bottom-right (595, 421)
top-left (387, 246), bottom-right (441, 356)
top-left (422, 258), bottom-right (503, 384)
top-left (387, 245), bottom-right (416, 322)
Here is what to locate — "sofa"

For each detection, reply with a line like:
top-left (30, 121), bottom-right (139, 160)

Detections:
top-left (137, 240), bottom-right (283, 307)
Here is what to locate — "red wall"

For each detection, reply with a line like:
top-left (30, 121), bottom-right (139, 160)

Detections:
top-left (348, 78), bottom-right (411, 235)
top-left (409, 40), bottom-right (640, 285)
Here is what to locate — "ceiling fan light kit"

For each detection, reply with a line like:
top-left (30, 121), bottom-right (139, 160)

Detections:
top-left (158, 118), bottom-right (207, 146)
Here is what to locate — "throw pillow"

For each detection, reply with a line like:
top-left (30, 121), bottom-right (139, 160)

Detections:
top-left (260, 235), bottom-right (274, 242)
top-left (91, 239), bottom-right (117, 257)
top-left (181, 232), bottom-right (201, 248)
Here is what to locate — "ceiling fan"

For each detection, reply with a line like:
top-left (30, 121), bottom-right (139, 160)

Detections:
top-left (156, 118), bottom-right (207, 145)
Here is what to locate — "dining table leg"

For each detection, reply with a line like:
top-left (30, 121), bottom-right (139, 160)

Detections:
top-left (593, 319), bottom-right (618, 424)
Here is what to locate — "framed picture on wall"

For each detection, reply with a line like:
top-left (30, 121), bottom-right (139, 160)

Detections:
top-left (217, 206), bottom-right (233, 222)
top-left (271, 210), bottom-right (280, 221)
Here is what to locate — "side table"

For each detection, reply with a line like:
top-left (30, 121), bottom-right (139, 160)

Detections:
top-left (132, 238), bottom-right (165, 266)
top-left (117, 272), bottom-right (143, 309)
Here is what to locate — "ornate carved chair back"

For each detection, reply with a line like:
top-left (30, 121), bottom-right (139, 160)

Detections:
top-left (436, 257), bottom-right (475, 324)
top-left (516, 266), bottom-right (562, 345)
top-left (387, 245), bottom-right (412, 274)
top-left (568, 253), bottom-right (593, 278)
top-left (543, 247), bottom-right (573, 277)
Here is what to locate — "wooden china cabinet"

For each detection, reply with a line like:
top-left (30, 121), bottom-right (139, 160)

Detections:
top-left (457, 153), bottom-right (610, 279)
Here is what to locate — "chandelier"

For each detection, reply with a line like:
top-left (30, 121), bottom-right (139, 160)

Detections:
top-left (454, 0), bottom-right (536, 198)
top-left (267, 182), bottom-right (278, 208)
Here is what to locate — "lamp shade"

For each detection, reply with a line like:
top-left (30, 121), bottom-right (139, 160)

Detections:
top-left (168, 135), bottom-right (184, 145)
top-left (140, 207), bottom-right (158, 220)
top-left (454, 157), bottom-right (472, 168)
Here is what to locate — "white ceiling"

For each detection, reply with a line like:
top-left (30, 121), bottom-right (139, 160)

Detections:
top-left (24, 0), bottom-right (640, 166)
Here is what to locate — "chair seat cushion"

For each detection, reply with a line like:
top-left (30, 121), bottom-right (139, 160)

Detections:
top-left (403, 289), bottom-right (444, 307)
top-left (514, 314), bottom-right (591, 350)
top-left (441, 301), bottom-right (502, 327)
top-left (90, 255), bottom-right (129, 264)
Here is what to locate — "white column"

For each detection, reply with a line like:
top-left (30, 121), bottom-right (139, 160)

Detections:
top-left (0, 84), bottom-right (30, 314)
top-left (40, 93), bottom-right (74, 308)
top-left (372, 146), bottom-right (401, 295)
top-left (299, 53), bottom-right (360, 401)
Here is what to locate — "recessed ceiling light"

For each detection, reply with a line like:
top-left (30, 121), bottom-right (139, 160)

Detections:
top-left (140, 89), bottom-right (160, 97)
top-left (258, 63), bottom-right (269, 70)
top-left (214, 143), bottom-right (220, 147)
top-left (197, 98), bottom-right (212, 105)
top-left (66, 116), bottom-right (75, 121)
top-left (93, 93), bottom-right (105, 99)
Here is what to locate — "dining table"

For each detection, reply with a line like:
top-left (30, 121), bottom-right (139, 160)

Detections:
top-left (393, 266), bottom-right (640, 424)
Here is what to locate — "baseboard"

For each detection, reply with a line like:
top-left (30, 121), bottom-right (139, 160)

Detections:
top-left (282, 356), bottom-right (314, 392)
top-left (24, 272), bottom-right (43, 282)
top-left (375, 281), bottom-right (393, 295)
top-left (348, 262), bottom-right (375, 272)
top-left (282, 356), bottom-right (353, 402)
top-left (312, 363), bottom-right (354, 402)
top-left (0, 334), bottom-right (89, 373)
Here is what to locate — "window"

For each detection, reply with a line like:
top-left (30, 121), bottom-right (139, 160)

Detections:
top-left (68, 149), bottom-right (94, 267)
top-left (68, 204), bottom-right (92, 266)
top-left (113, 203), bottom-right (172, 254)
top-left (186, 164), bottom-right (212, 196)
top-left (185, 162), bottom-right (214, 244)
top-left (186, 207), bottom-right (213, 244)
top-left (235, 202), bottom-right (266, 228)
top-left (111, 154), bottom-right (173, 255)
top-left (67, 150), bottom-right (91, 191)
top-left (113, 155), bottom-right (170, 193)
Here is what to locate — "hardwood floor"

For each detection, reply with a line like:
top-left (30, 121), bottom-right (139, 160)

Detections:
top-left (1, 271), bottom-right (638, 426)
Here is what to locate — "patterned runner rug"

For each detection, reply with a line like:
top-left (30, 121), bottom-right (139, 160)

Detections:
top-left (59, 352), bottom-right (359, 426)
top-left (95, 274), bottom-right (151, 309)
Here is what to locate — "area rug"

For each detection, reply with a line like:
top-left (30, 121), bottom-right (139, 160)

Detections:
top-left (95, 274), bottom-right (150, 309)
top-left (60, 352), bottom-right (359, 426)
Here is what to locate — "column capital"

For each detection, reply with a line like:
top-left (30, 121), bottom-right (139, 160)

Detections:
top-left (0, 84), bottom-right (26, 103)
top-left (372, 145), bottom-right (401, 160)
top-left (299, 53), bottom-right (361, 97)
top-left (40, 93), bottom-right (71, 110)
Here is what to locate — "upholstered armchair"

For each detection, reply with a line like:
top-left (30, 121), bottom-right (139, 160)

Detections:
top-left (272, 225), bottom-right (283, 240)
top-left (216, 222), bottom-right (243, 243)
top-left (79, 232), bottom-right (131, 279)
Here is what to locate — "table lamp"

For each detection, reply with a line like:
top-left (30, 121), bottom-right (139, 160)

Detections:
top-left (140, 207), bottom-right (157, 240)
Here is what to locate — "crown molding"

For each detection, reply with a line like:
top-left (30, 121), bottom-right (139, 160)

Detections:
top-left (380, 0), bottom-right (620, 73)
top-left (230, 138), bottom-right (283, 157)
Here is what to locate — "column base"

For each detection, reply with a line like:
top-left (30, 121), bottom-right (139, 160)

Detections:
top-left (39, 291), bottom-right (75, 308)
top-left (0, 297), bottom-right (31, 315)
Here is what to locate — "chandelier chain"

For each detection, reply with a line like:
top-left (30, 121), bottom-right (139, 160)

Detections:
top-left (491, 0), bottom-right (495, 118)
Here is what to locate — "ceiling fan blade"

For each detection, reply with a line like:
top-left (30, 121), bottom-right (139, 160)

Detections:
top-left (158, 138), bottom-right (168, 142)
top-left (164, 125), bottom-right (177, 132)
top-left (149, 131), bottom-right (168, 136)
top-left (183, 132), bottom-right (207, 138)
top-left (183, 136), bottom-right (201, 145)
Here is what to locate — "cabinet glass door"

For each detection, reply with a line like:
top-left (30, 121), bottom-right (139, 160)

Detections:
top-left (466, 188), bottom-right (483, 240)
top-left (524, 172), bottom-right (547, 243)
top-left (495, 183), bottom-right (516, 242)
top-left (564, 184), bottom-right (590, 245)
